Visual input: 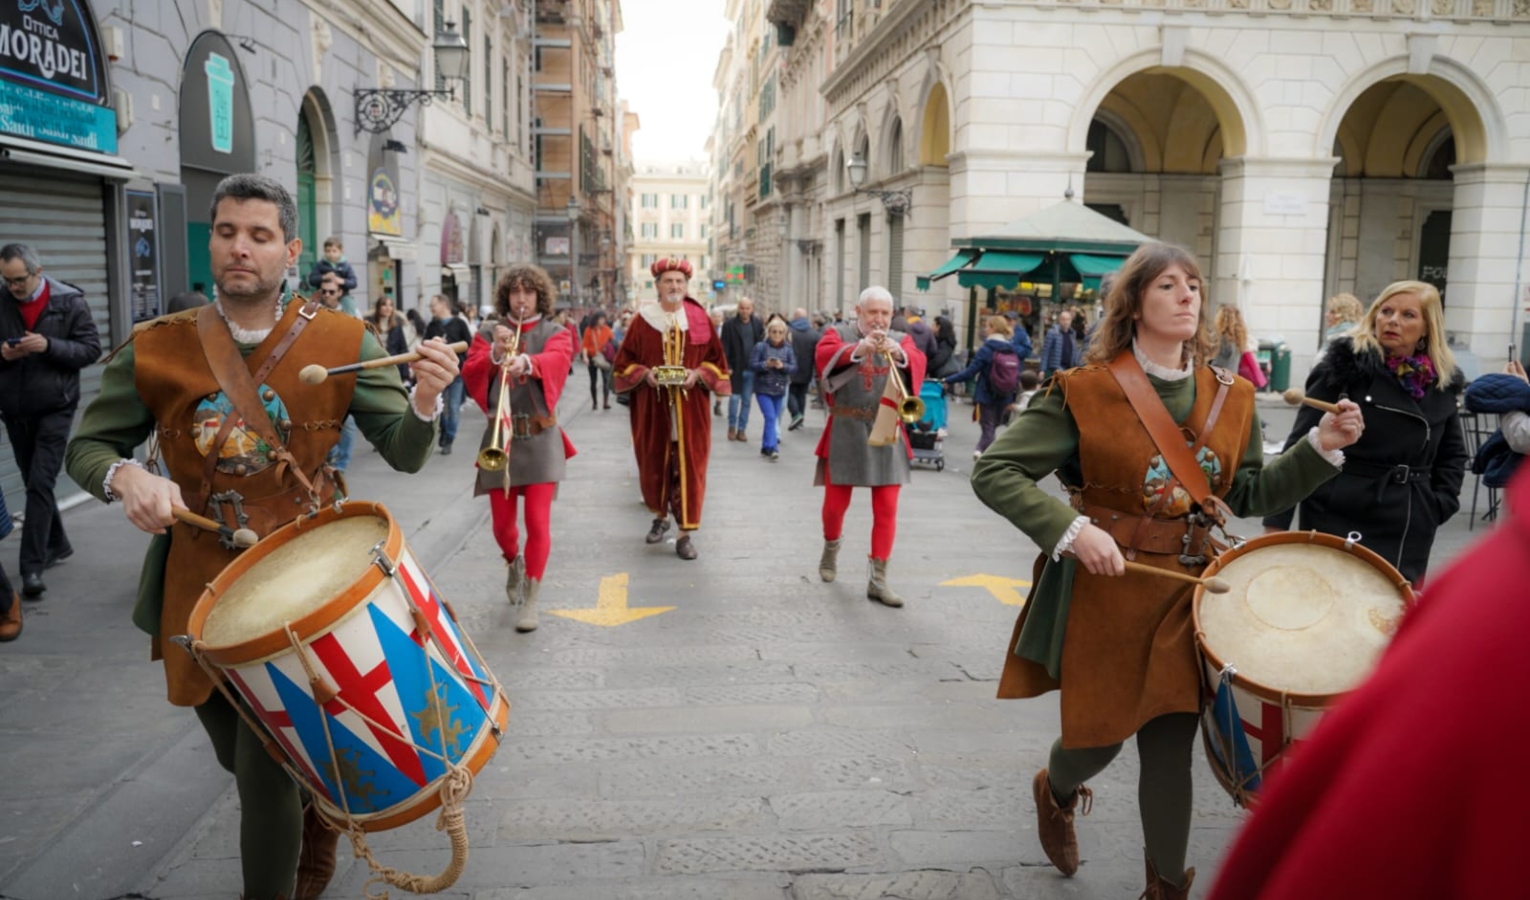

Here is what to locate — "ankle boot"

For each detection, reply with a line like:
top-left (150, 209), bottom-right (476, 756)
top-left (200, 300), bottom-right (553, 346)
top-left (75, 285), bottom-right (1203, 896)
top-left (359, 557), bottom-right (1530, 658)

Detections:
top-left (293, 804), bottom-right (339, 900)
top-left (1033, 768), bottom-right (1092, 877)
top-left (866, 557), bottom-right (904, 607)
top-left (818, 540), bottom-right (841, 582)
top-left (516, 579), bottom-right (540, 632)
top-left (1141, 856), bottom-right (1194, 900)
top-left (505, 556), bottom-right (525, 606)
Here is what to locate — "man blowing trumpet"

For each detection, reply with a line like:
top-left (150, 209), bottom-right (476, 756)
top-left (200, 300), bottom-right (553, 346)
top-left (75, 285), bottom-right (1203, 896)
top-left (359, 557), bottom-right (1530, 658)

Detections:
top-left (613, 258), bottom-right (730, 560)
top-left (814, 286), bottom-right (927, 607)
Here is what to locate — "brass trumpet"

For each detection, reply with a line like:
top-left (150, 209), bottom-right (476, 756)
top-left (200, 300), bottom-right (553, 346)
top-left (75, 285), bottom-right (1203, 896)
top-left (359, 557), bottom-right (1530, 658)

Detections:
top-left (876, 337), bottom-right (924, 425)
top-left (477, 320), bottom-right (524, 473)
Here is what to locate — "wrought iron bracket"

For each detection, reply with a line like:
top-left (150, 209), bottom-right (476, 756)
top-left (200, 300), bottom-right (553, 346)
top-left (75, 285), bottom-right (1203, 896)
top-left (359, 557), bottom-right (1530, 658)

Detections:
top-left (353, 87), bottom-right (455, 135)
top-left (856, 187), bottom-right (913, 217)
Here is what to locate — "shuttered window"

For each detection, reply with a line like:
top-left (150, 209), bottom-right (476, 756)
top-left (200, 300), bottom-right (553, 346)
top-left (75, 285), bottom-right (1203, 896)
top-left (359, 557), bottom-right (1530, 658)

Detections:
top-left (887, 214), bottom-right (903, 298)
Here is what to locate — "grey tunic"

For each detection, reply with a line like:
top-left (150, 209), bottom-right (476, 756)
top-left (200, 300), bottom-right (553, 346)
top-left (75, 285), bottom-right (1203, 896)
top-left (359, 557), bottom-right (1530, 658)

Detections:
top-left (816, 324), bottom-right (912, 487)
top-left (474, 318), bottom-right (568, 494)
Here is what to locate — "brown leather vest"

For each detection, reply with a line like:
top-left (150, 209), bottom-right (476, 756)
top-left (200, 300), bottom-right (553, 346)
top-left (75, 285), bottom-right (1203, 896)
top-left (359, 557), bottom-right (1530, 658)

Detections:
top-left (133, 302), bottom-right (363, 706)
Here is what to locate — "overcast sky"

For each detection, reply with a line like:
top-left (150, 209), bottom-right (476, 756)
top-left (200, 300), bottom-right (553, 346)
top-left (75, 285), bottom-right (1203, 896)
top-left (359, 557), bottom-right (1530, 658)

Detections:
top-left (615, 0), bottom-right (731, 165)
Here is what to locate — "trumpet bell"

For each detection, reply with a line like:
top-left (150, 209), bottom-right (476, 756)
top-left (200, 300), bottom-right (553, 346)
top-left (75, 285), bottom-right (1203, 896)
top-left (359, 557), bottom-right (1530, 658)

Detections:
top-left (898, 397), bottom-right (926, 424)
top-left (477, 447), bottom-right (508, 471)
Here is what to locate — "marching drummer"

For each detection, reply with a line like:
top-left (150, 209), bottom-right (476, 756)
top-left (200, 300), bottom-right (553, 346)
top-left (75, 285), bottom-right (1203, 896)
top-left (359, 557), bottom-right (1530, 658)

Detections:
top-left (64, 174), bottom-right (456, 900)
top-left (969, 242), bottom-right (1363, 899)
top-left (461, 264), bottom-right (577, 633)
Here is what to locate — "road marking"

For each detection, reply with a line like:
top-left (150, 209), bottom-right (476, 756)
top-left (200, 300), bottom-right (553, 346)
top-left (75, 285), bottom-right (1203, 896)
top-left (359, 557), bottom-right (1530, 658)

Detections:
top-left (546, 573), bottom-right (675, 626)
top-left (941, 573), bottom-right (1032, 607)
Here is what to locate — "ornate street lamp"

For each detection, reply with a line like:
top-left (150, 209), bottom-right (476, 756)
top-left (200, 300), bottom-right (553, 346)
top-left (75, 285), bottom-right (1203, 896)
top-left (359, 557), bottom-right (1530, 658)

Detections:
top-left (353, 21), bottom-right (470, 134)
top-left (847, 153), bottom-right (912, 217)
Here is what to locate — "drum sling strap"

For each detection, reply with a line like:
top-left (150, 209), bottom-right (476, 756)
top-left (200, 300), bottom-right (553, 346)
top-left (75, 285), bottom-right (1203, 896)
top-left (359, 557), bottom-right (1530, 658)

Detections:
top-left (194, 299), bottom-right (324, 517)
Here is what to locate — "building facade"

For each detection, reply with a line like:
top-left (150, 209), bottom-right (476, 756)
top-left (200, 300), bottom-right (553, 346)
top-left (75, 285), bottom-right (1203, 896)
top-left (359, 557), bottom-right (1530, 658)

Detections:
top-left (628, 161), bottom-right (712, 303)
top-left (759, 0), bottom-right (1530, 378)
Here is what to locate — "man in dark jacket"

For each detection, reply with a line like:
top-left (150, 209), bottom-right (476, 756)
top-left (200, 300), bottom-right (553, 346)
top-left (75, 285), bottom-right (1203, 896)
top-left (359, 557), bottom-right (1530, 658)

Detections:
top-left (903, 306), bottom-right (938, 360)
top-left (786, 307), bottom-right (821, 431)
top-left (720, 297), bottom-right (763, 441)
top-left (423, 294), bottom-right (472, 453)
top-left (0, 244), bottom-right (102, 597)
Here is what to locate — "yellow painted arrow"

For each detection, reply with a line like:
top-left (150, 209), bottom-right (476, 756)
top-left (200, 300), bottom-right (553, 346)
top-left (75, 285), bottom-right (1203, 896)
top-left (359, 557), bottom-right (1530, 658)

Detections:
top-left (547, 573), bottom-right (675, 626)
top-left (941, 573), bottom-right (1032, 607)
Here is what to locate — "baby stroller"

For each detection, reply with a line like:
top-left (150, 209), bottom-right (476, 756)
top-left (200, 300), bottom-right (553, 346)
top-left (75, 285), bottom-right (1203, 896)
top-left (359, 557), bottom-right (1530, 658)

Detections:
top-left (908, 379), bottom-right (948, 471)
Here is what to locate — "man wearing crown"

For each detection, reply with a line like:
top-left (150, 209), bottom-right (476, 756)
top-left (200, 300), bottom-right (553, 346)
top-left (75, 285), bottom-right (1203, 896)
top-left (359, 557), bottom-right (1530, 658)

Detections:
top-left (612, 258), bottom-right (730, 559)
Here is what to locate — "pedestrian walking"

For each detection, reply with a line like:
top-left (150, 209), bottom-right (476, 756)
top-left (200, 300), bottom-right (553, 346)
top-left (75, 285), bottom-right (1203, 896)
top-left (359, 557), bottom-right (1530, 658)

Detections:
top-left (63, 173), bottom-right (457, 900)
top-left (944, 315), bottom-right (1022, 459)
top-left (0, 242), bottom-right (102, 599)
top-left (928, 316), bottom-right (959, 379)
top-left (786, 307), bottom-right (821, 430)
top-left (813, 286), bottom-right (927, 607)
top-left (751, 318), bottom-right (796, 460)
top-left (579, 311), bottom-right (615, 410)
top-left (423, 294), bottom-right (472, 454)
top-left (970, 242), bottom-right (1361, 900)
top-left (462, 265), bottom-right (577, 632)
top-left (1041, 308), bottom-right (1082, 378)
top-left (721, 297), bottom-right (764, 441)
top-left (367, 296), bottom-right (410, 381)
top-left (1262, 281), bottom-right (1467, 585)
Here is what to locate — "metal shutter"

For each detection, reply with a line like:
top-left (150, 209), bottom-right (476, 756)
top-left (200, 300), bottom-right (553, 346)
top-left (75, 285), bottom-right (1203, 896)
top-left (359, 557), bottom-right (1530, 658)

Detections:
top-left (887, 214), bottom-right (903, 299)
top-left (0, 165), bottom-right (110, 510)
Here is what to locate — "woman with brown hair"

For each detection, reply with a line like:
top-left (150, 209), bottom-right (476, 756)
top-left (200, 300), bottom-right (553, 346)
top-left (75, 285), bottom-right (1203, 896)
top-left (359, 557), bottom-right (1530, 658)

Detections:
top-left (1210, 304), bottom-right (1250, 371)
top-left (367, 296), bottom-right (409, 381)
top-left (971, 242), bottom-right (1363, 898)
top-left (461, 264), bottom-right (577, 632)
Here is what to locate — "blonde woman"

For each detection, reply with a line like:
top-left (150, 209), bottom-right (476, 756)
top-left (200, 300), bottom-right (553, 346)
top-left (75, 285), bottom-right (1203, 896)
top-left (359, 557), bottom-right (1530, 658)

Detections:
top-left (1264, 281), bottom-right (1468, 584)
top-left (1323, 292), bottom-right (1364, 344)
top-left (1210, 306), bottom-right (1250, 371)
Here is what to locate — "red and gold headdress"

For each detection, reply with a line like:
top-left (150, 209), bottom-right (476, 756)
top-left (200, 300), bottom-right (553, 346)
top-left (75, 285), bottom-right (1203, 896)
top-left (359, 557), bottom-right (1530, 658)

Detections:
top-left (650, 257), bottom-right (694, 279)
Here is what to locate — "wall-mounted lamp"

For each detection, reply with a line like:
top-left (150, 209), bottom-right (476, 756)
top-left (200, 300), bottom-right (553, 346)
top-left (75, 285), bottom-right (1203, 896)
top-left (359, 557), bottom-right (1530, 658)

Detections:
top-left (475, 206), bottom-right (491, 216)
top-left (847, 153), bottom-right (912, 217)
top-left (382, 139), bottom-right (408, 153)
top-left (353, 21), bottom-right (469, 134)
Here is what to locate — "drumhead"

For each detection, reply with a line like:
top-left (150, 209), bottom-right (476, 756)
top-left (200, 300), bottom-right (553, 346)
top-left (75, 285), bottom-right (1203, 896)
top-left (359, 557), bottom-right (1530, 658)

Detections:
top-left (202, 515), bottom-right (391, 647)
top-left (1197, 541), bottom-right (1407, 697)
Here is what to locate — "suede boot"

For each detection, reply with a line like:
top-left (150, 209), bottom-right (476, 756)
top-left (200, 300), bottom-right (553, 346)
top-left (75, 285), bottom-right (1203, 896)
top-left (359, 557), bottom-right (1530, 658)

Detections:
top-left (516, 579), bottom-right (540, 632)
top-left (1033, 768), bottom-right (1092, 877)
top-left (293, 804), bottom-right (338, 900)
top-left (727, 427), bottom-right (738, 441)
top-left (818, 540), bottom-right (841, 583)
top-left (1140, 856), bottom-right (1194, 900)
top-left (866, 558), bottom-right (904, 607)
top-left (505, 556), bottom-right (525, 606)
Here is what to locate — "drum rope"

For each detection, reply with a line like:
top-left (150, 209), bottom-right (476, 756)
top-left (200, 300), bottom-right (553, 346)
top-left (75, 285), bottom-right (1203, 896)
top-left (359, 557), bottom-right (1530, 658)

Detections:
top-left (398, 567), bottom-right (511, 715)
top-left (348, 762), bottom-right (475, 898)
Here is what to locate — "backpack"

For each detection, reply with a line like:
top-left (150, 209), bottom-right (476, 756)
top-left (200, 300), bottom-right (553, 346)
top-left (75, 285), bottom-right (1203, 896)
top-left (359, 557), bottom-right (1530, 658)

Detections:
top-left (988, 346), bottom-right (1022, 395)
top-left (601, 336), bottom-right (620, 364)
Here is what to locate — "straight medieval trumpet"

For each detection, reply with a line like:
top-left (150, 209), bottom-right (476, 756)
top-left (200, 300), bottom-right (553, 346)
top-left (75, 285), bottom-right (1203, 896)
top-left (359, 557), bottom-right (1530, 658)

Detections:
top-left (477, 320), bottom-right (524, 474)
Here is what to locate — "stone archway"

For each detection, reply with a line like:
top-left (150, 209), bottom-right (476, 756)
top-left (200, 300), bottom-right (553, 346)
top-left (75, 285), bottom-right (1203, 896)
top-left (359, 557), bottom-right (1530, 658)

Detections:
top-left (918, 82), bottom-right (950, 167)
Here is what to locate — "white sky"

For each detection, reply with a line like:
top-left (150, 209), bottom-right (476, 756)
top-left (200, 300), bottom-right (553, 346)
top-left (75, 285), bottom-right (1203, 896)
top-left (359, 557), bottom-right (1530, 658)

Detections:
top-left (615, 0), bottom-right (731, 164)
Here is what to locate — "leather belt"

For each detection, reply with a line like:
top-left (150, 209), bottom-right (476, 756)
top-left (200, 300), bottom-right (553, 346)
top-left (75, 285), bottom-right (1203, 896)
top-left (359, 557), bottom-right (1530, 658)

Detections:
top-left (1076, 500), bottom-right (1215, 559)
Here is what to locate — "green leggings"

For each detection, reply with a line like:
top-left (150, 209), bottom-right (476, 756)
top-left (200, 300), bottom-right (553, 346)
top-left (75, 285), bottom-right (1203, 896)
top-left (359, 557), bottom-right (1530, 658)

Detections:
top-left (194, 692), bottom-right (302, 900)
top-left (1046, 712), bottom-right (1199, 885)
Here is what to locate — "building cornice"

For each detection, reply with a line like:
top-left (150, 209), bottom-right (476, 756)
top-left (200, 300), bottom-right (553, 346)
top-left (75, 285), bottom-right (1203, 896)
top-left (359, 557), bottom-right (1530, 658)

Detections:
top-left (300, 0), bottom-right (427, 72)
top-left (821, 0), bottom-right (960, 106)
top-left (420, 144), bottom-right (538, 208)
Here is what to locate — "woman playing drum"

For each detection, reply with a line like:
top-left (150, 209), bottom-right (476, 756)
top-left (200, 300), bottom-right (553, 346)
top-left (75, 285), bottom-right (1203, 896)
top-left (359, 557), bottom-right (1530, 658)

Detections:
top-left (970, 242), bottom-right (1364, 898)
top-left (462, 265), bottom-right (576, 633)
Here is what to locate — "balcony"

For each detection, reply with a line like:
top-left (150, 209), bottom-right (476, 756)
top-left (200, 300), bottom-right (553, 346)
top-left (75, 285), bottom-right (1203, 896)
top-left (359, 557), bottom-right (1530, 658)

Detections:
top-left (536, 0), bottom-right (571, 24)
top-left (534, 83), bottom-right (573, 93)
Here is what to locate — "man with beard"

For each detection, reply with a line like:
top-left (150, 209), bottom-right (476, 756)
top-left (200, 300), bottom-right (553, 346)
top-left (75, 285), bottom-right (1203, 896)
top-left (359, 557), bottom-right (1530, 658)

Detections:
top-left (613, 258), bottom-right (730, 559)
top-left (64, 173), bottom-right (459, 900)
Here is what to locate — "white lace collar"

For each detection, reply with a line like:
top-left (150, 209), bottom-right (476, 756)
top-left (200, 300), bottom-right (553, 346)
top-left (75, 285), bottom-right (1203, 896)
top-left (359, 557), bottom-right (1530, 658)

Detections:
top-left (1133, 339), bottom-right (1193, 382)
top-left (639, 300), bottom-right (688, 333)
top-left (214, 295), bottom-right (287, 345)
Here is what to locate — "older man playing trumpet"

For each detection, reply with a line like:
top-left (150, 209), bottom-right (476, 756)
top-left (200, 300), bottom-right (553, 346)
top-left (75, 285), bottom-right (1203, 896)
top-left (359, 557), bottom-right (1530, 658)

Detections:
top-left (813, 286), bottom-right (926, 606)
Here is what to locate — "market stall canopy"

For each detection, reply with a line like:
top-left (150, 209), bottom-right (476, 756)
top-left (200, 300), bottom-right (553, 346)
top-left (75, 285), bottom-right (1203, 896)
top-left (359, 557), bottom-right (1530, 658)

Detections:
top-left (918, 201), bottom-right (1151, 291)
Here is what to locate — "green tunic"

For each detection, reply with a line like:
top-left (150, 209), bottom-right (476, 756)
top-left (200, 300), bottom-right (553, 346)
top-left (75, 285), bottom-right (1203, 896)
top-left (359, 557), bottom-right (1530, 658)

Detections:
top-left (64, 328), bottom-right (435, 639)
top-left (970, 373), bottom-right (1340, 678)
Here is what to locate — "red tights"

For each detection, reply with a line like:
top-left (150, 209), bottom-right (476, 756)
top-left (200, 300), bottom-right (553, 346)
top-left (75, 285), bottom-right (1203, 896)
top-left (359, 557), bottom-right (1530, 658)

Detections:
top-left (488, 482), bottom-right (556, 579)
top-left (821, 482), bottom-right (900, 560)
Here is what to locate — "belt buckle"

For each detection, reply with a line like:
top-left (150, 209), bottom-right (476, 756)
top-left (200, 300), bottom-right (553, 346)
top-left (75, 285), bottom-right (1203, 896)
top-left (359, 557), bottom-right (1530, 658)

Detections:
top-left (512, 412), bottom-right (533, 440)
top-left (208, 490), bottom-right (250, 551)
top-left (1391, 464), bottom-right (1411, 484)
top-left (1178, 514), bottom-right (1209, 567)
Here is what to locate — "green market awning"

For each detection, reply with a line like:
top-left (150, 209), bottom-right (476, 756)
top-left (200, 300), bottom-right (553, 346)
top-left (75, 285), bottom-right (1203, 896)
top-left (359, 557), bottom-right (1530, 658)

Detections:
top-left (1069, 253), bottom-right (1126, 289)
top-left (916, 248), bottom-right (979, 291)
top-left (957, 251), bottom-right (1045, 289)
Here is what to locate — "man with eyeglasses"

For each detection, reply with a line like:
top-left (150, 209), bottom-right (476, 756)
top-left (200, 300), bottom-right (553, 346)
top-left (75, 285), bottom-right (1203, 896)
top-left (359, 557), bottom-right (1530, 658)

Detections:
top-left (0, 244), bottom-right (102, 600)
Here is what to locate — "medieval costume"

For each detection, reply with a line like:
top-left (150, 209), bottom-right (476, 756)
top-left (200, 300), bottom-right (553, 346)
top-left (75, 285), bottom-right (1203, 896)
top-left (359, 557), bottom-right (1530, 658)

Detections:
top-left (612, 258), bottom-right (730, 559)
top-left (462, 313), bottom-right (577, 632)
top-left (813, 323), bottom-right (926, 606)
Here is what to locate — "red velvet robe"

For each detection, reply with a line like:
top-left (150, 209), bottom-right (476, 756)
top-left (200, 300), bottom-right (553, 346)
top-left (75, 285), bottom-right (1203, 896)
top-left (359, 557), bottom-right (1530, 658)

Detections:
top-left (813, 326), bottom-right (927, 465)
top-left (613, 298), bottom-right (730, 529)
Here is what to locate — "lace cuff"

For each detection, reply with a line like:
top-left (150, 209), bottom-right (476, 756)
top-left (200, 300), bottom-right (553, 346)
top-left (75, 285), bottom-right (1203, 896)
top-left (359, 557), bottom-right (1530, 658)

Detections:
top-left (1305, 427), bottom-right (1345, 468)
top-left (1051, 515), bottom-right (1091, 561)
top-left (411, 388), bottom-right (445, 423)
top-left (103, 458), bottom-right (145, 502)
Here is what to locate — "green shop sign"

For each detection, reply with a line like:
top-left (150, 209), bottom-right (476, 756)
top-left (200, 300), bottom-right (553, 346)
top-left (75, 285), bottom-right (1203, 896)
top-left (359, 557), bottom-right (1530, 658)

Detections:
top-left (0, 0), bottom-right (116, 152)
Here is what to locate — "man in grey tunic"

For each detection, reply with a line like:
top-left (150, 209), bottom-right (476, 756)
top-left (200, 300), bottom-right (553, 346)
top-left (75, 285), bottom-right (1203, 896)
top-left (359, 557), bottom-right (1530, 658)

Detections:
top-left (812, 287), bottom-right (927, 607)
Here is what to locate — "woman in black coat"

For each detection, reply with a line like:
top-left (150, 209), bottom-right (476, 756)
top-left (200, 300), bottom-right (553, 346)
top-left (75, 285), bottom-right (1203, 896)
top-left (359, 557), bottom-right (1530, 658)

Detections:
top-left (1263, 281), bottom-right (1467, 584)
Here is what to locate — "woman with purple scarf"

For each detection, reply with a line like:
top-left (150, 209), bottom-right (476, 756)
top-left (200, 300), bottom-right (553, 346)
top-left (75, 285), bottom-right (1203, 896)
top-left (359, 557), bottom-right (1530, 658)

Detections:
top-left (1262, 281), bottom-right (1468, 584)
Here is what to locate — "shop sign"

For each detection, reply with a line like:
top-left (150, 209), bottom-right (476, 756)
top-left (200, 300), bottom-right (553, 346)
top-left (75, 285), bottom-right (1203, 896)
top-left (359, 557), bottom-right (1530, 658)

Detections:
top-left (126, 189), bottom-right (160, 322)
top-left (368, 168), bottom-right (401, 236)
top-left (0, 0), bottom-right (115, 152)
top-left (204, 51), bottom-right (234, 154)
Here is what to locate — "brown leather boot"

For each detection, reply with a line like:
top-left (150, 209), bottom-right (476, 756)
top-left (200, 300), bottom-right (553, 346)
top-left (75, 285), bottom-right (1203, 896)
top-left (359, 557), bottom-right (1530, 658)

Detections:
top-left (1033, 768), bottom-right (1092, 876)
top-left (1140, 856), bottom-right (1194, 900)
top-left (293, 805), bottom-right (339, 900)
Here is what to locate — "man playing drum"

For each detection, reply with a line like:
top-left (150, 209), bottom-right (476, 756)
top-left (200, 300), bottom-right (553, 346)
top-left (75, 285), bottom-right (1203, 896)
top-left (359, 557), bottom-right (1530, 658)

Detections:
top-left (64, 174), bottom-right (459, 900)
top-left (813, 286), bottom-right (926, 607)
top-left (462, 264), bottom-right (576, 633)
top-left (970, 243), bottom-right (1362, 899)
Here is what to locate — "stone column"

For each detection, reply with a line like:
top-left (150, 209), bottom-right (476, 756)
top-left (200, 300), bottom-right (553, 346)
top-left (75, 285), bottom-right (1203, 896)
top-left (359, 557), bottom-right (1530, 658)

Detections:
top-left (1214, 156), bottom-right (1337, 378)
top-left (1445, 163), bottom-right (1530, 361)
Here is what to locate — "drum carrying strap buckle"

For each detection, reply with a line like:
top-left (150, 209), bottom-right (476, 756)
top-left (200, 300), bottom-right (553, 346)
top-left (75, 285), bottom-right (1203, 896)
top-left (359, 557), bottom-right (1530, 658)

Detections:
top-left (208, 491), bottom-right (250, 551)
top-left (1178, 511), bottom-right (1214, 566)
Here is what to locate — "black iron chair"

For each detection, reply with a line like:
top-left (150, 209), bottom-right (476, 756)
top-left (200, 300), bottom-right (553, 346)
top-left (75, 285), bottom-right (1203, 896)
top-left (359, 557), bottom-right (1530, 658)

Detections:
top-left (1458, 408), bottom-right (1501, 530)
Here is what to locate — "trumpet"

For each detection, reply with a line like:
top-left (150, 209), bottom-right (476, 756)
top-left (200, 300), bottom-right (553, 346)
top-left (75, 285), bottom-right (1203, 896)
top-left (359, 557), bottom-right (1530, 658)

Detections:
top-left (875, 336), bottom-right (924, 425)
top-left (477, 320), bottom-right (524, 475)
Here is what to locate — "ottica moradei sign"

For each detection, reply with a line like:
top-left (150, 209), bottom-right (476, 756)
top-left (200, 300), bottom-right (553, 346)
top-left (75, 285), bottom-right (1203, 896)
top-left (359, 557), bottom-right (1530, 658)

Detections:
top-left (0, 0), bottom-right (116, 153)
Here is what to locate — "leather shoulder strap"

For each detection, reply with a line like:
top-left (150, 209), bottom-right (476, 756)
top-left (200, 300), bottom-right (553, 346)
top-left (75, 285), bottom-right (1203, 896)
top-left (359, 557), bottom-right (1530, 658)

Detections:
top-left (1106, 351), bottom-right (1217, 507)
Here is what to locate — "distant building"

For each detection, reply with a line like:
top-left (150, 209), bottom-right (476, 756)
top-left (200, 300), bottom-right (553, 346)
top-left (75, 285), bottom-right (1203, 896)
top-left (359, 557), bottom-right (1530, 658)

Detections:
top-left (629, 161), bottom-right (713, 303)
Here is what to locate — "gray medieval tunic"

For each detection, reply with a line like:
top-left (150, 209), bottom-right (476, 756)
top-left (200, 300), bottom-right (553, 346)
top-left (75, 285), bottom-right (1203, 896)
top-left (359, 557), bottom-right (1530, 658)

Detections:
top-left (815, 324), bottom-right (913, 487)
top-left (475, 318), bottom-right (568, 495)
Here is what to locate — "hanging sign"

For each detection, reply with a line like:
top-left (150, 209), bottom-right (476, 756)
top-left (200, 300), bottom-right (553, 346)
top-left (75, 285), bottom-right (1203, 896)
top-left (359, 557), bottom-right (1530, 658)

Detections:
top-left (0, 0), bottom-right (116, 152)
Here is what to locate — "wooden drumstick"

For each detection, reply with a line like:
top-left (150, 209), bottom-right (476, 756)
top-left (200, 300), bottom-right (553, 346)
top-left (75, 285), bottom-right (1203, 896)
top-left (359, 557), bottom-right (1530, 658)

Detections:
top-left (298, 340), bottom-right (469, 386)
top-left (1121, 560), bottom-right (1230, 594)
top-left (1282, 388), bottom-right (1343, 415)
top-left (173, 507), bottom-right (258, 549)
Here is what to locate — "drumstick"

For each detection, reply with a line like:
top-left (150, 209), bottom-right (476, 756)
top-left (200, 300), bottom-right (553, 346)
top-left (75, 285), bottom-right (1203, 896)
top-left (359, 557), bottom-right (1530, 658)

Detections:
top-left (1121, 560), bottom-right (1231, 594)
top-left (298, 340), bottom-right (469, 386)
top-left (1281, 388), bottom-right (1343, 415)
top-left (173, 507), bottom-right (258, 549)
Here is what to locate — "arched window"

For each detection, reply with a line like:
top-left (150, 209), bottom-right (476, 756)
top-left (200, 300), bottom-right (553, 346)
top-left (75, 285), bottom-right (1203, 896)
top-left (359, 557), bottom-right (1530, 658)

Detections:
top-left (832, 145), bottom-right (844, 194)
top-left (889, 118), bottom-right (903, 173)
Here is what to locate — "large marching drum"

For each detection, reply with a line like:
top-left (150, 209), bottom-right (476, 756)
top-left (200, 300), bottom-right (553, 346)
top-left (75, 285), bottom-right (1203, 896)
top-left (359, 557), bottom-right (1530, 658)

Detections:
top-left (183, 502), bottom-right (508, 892)
top-left (1193, 531), bottom-right (1413, 806)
